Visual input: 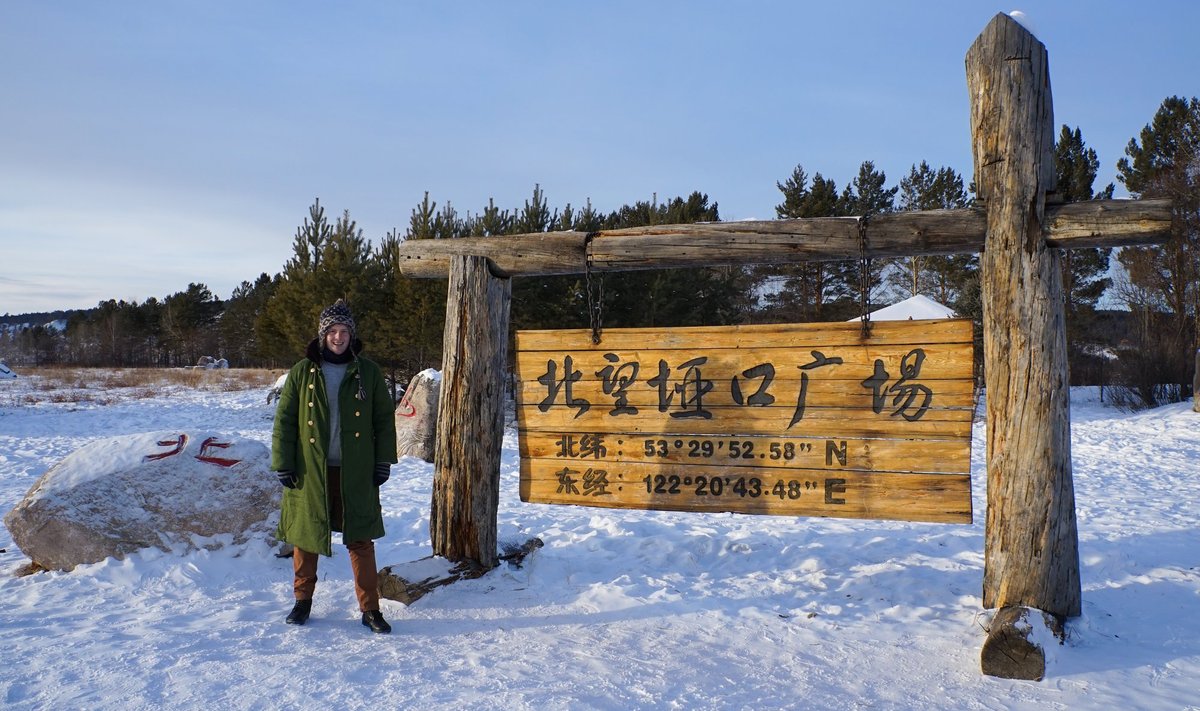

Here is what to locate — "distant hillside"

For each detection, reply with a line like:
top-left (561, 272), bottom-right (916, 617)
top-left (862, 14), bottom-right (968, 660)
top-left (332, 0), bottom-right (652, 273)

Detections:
top-left (0, 310), bottom-right (79, 331)
top-left (1, 309), bottom-right (77, 324)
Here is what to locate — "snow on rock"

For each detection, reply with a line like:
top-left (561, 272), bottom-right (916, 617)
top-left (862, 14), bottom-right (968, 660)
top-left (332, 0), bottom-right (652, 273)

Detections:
top-left (3, 430), bottom-right (278, 571)
top-left (193, 355), bottom-right (229, 369)
top-left (395, 369), bottom-right (441, 462)
top-left (0, 360), bottom-right (15, 379)
top-left (266, 372), bottom-right (288, 404)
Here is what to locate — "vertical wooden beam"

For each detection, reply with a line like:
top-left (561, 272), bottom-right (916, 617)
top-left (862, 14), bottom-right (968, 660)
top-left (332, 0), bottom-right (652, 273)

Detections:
top-left (430, 255), bottom-right (511, 569)
top-left (1193, 348), bottom-right (1199, 412)
top-left (967, 13), bottom-right (1081, 679)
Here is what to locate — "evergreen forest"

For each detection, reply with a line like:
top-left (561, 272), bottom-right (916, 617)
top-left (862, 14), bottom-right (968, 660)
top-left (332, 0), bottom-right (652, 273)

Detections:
top-left (3, 97), bottom-right (1198, 410)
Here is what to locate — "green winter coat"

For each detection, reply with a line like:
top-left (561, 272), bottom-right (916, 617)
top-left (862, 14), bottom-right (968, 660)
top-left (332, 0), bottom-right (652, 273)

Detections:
top-left (271, 339), bottom-right (397, 556)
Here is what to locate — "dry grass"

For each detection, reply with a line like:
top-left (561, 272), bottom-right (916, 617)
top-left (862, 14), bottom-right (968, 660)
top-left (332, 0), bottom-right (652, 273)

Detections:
top-left (2, 367), bottom-right (282, 406)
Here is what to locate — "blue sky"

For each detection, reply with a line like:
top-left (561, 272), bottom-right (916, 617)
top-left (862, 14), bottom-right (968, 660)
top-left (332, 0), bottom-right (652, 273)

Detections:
top-left (2, 1), bottom-right (1197, 315)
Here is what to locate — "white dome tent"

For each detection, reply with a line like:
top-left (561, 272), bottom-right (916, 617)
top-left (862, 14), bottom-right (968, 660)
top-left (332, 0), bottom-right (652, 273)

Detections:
top-left (849, 294), bottom-right (956, 321)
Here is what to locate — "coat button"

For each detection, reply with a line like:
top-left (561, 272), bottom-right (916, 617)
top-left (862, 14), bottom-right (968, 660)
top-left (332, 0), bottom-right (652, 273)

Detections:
top-left (307, 420), bottom-right (313, 426)
top-left (310, 367), bottom-right (315, 373)
top-left (308, 437), bottom-right (316, 444)
top-left (355, 411), bottom-right (361, 417)
top-left (308, 384), bottom-right (314, 390)
top-left (355, 432), bottom-right (360, 438)
top-left (308, 402), bottom-right (314, 408)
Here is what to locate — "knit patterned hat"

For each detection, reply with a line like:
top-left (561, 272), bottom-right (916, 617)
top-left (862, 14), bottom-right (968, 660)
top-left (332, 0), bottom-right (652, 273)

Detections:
top-left (317, 299), bottom-right (356, 341)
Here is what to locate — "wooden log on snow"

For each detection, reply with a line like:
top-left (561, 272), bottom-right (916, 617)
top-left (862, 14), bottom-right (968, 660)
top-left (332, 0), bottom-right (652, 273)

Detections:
top-left (378, 556), bottom-right (489, 605)
top-left (979, 606), bottom-right (1064, 681)
top-left (377, 539), bottom-right (543, 605)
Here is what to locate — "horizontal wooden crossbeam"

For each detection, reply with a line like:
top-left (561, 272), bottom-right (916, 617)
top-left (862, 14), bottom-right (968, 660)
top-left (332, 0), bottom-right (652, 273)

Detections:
top-left (395, 198), bottom-right (1171, 278)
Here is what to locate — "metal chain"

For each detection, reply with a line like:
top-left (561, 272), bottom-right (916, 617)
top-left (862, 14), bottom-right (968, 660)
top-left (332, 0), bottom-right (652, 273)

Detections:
top-left (858, 215), bottom-right (872, 340)
top-left (584, 232), bottom-right (603, 344)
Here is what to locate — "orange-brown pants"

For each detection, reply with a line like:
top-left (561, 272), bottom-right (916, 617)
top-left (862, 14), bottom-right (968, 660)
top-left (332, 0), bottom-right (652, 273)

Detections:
top-left (291, 466), bottom-right (380, 612)
top-left (292, 541), bottom-right (379, 612)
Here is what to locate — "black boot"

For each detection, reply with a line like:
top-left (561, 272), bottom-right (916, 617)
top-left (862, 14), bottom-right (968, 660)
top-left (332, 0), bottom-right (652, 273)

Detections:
top-left (286, 599), bottom-right (312, 625)
top-left (361, 610), bottom-right (392, 634)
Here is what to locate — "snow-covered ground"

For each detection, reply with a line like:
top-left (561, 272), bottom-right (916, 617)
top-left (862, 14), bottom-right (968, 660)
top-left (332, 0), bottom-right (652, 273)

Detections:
top-left (0, 374), bottom-right (1197, 710)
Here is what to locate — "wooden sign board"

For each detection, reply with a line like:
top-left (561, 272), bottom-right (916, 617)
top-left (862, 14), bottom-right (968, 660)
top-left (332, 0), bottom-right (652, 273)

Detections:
top-left (515, 319), bottom-right (975, 523)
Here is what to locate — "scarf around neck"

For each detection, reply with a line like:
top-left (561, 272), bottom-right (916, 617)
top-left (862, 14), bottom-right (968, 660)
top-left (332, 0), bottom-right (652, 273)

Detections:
top-left (321, 347), bottom-right (354, 365)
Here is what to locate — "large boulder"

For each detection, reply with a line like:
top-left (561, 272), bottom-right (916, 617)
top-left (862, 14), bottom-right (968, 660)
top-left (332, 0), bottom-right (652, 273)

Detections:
top-left (3, 430), bottom-right (279, 571)
top-left (395, 369), bottom-right (441, 462)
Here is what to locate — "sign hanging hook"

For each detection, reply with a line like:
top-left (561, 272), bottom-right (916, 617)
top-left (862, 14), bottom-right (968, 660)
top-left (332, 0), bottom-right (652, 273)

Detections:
top-left (857, 215), bottom-right (873, 340)
top-left (584, 231), bottom-right (604, 344)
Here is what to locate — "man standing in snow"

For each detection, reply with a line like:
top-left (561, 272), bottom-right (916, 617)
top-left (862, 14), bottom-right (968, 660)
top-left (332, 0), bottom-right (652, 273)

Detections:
top-left (271, 299), bottom-right (397, 633)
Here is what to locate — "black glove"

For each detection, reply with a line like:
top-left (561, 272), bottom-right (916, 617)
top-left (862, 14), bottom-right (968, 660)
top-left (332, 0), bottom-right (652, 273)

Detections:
top-left (276, 470), bottom-right (297, 489)
top-left (373, 462), bottom-right (391, 487)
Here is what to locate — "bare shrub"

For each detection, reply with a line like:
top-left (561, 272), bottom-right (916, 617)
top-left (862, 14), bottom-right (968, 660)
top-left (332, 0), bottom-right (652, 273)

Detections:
top-left (218, 368), bottom-right (279, 390)
top-left (195, 368), bottom-right (278, 391)
top-left (25, 366), bottom-right (86, 391)
top-left (5, 366), bottom-right (281, 406)
top-left (1108, 344), bottom-right (1189, 411)
top-left (46, 390), bottom-right (95, 404)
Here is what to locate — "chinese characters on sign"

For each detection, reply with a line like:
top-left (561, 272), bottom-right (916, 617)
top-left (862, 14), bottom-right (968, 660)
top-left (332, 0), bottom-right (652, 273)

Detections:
top-left (516, 320), bottom-right (976, 524)
top-left (537, 348), bottom-right (935, 425)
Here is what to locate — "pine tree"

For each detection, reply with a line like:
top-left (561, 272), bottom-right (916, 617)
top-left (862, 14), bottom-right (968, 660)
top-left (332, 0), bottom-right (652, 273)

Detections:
top-left (220, 273), bottom-right (278, 366)
top-left (133, 298), bottom-right (166, 366)
top-left (758, 166), bottom-right (850, 322)
top-left (92, 299), bottom-right (138, 366)
top-left (318, 209), bottom-right (387, 355)
top-left (257, 199), bottom-right (334, 362)
top-left (510, 185), bottom-right (581, 331)
top-left (474, 197), bottom-right (513, 237)
top-left (161, 283), bottom-right (222, 366)
top-left (372, 229), bottom-right (445, 392)
top-left (1053, 126), bottom-right (1114, 334)
top-left (407, 192), bottom-right (438, 239)
top-left (257, 200), bottom-right (383, 364)
top-left (596, 192), bottom-right (747, 328)
top-left (1114, 96), bottom-right (1200, 403)
top-left (891, 162), bottom-right (976, 308)
top-left (514, 183), bottom-right (557, 234)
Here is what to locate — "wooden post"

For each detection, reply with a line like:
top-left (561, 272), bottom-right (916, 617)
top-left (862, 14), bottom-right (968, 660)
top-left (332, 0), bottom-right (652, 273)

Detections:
top-left (1193, 348), bottom-right (1199, 413)
top-left (967, 14), bottom-right (1081, 679)
top-left (430, 255), bottom-right (511, 569)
